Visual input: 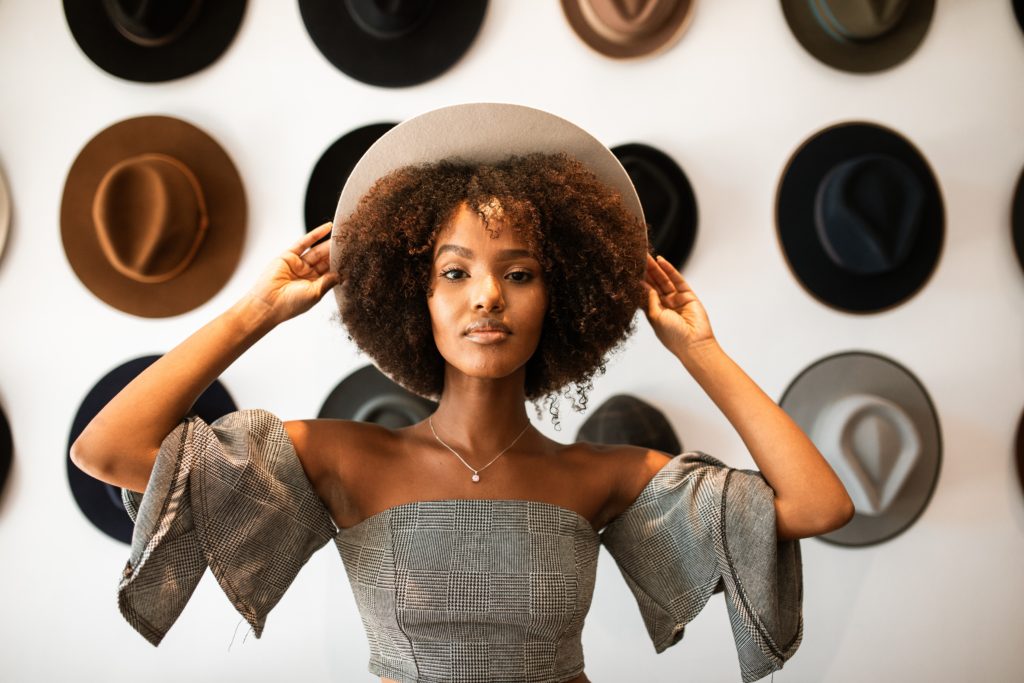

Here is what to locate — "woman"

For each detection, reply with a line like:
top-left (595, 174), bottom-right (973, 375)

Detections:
top-left (72, 104), bottom-right (853, 683)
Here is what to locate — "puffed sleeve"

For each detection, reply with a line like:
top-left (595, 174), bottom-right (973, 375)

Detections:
top-left (599, 451), bottom-right (803, 683)
top-left (118, 409), bottom-right (339, 646)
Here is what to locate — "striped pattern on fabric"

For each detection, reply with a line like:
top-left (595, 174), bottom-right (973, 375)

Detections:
top-left (600, 451), bottom-right (804, 683)
top-left (335, 499), bottom-right (598, 683)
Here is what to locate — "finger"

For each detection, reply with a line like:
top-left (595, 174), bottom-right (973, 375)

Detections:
top-left (655, 255), bottom-right (694, 294)
top-left (290, 222), bottom-right (332, 255)
top-left (646, 255), bottom-right (675, 297)
top-left (640, 280), bottom-right (663, 316)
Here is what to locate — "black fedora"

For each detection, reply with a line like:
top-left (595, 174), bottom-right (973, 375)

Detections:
top-left (612, 143), bottom-right (697, 270)
top-left (66, 355), bottom-right (236, 544)
top-left (575, 394), bottom-right (682, 455)
top-left (781, 0), bottom-right (935, 74)
top-left (0, 401), bottom-right (11, 501)
top-left (64, 0), bottom-right (247, 83)
top-left (298, 0), bottom-right (488, 87)
top-left (319, 364), bottom-right (437, 428)
top-left (305, 123), bottom-right (396, 235)
top-left (776, 121), bottom-right (944, 313)
top-left (1013, 165), bottom-right (1024, 273)
top-left (1015, 0), bottom-right (1024, 36)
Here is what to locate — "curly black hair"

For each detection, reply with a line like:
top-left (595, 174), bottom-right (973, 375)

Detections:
top-left (332, 152), bottom-right (647, 430)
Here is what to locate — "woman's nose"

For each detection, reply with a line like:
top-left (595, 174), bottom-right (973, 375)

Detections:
top-left (473, 273), bottom-right (505, 310)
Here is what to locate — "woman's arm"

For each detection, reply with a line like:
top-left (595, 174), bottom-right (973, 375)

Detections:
top-left (641, 254), bottom-right (854, 541)
top-left (70, 223), bottom-right (340, 493)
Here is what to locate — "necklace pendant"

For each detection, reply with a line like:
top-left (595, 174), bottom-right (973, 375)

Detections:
top-left (471, 473), bottom-right (480, 483)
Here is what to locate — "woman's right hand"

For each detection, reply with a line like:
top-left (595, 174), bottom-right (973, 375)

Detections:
top-left (242, 222), bottom-right (342, 327)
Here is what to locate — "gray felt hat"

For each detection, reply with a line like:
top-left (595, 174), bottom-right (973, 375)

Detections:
top-left (575, 394), bottom-right (683, 455)
top-left (780, 351), bottom-right (941, 546)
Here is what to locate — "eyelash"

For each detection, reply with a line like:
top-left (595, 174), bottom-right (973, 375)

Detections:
top-left (438, 267), bottom-right (534, 283)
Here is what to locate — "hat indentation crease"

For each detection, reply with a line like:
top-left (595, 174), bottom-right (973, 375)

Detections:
top-left (344, 0), bottom-right (433, 39)
top-left (105, 0), bottom-right (204, 47)
top-left (809, 0), bottom-right (909, 43)
top-left (583, 0), bottom-right (678, 41)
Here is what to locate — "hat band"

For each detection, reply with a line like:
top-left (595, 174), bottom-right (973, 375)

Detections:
top-left (92, 153), bottom-right (210, 285)
top-left (578, 0), bottom-right (678, 44)
top-left (104, 0), bottom-right (204, 48)
top-left (808, 0), bottom-right (909, 43)
top-left (812, 393), bottom-right (921, 516)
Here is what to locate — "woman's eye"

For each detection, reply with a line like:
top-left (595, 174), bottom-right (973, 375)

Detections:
top-left (439, 268), bottom-right (534, 282)
top-left (440, 268), bottom-right (465, 280)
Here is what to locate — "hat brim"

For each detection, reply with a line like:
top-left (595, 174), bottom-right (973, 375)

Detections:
top-left (561, 0), bottom-right (696, 59)
top-left (776, 121), bottom-right (944, 313)
top-left (1016, 408), bottom-right (1024, 498)
top-left (304, 123), bottom-right (396, 232)
top-left (0, 164), bottom-right (9, 264)
top-left (318, 365), bottom-right (437, 425)
top-left (66, 355), bottom-right (236, 544)
top-left (63, 0), bottom-right (247, 83)
top-left (298, 0), bottom-right (487, 87)
top-left (61, 115), bottom-right (246, 318)
top-left (780, 351), bottom-right (941, 546)
top-left (781, 0), bottom-right (934, 73)
top-left (1012, 166), bottom-right (1024, 273)
top-left (612, 142), bottom-right (697, 270)
top-left (0, 402), bottom-right (11, 501)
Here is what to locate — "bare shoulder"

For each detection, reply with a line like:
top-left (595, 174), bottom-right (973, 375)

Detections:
top-left (571, 441), bottom-right (674, 529)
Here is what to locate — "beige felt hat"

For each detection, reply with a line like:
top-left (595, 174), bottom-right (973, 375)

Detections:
top-left (780, 351), bottom-right (942, 546)
top-left (561, 0), bottom-right (696, 59)
top-left (60, 115), bottom-right (246, 318)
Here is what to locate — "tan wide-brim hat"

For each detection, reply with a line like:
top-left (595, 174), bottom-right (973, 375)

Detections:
top-left (61, 115), bottom-right (246, 318)
top-left (780, 351), bottom-right (942, 546)
top-left (561, 0), bottom-right (696, 59)
top-left (781, 0), bottom-right (935, 74)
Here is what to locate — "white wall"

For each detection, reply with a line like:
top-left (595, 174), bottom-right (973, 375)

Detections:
top-left (1, 1), bottom-right (1022, 681)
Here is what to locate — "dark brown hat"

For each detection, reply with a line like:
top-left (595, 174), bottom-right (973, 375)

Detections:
top-left (61, 115), bottom-right (246, 318)
top-left (64, 0), bottom-right (247, 83)
top-left (781, 0), bottom-right (935, 73)
top-left (776, 121), bottom-right (944, 313)
top-left (561, 0), bottom-right (695, 59)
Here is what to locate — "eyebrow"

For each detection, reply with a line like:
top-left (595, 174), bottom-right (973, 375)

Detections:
top-left (433, 244), bottom-right (536, 262)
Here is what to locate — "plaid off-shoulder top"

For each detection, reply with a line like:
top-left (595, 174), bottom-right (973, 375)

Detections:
top-left (119, 409), bottom-right (803, 683)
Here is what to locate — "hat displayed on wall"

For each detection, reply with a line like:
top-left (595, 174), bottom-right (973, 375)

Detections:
top-left (1012, 165), bottom-right (1024, 273)
top-left (612, 143), bottom-right (697, 270)
top-left (0, 164), bottom-right (9, 264)
top-left (319, 364), bottom-right (437, 428)
top-left (66, 355), bottom-right (237, 544)
top-left (776, 121), bottom-right (944, 313)
top-left (305, 123), bottom-right (396, 233)
top-left (1014, 0), bottom-right (1024, 36)
top-left (0, 401), bottom-right (11, 501)
top-left (780, 0), bottom-right (935, 73)
top-left (63, 0), bottom-right (247, 83)
top-left (61, 115), bottom-right (246, 318)
top-left (298, 0), bottom-right (488, 87)
top-left (780, 351), bottom-right (941, 546)
top-left (576, 394), bottom-right (683, 454)
top-left (1015, 408), bottom-right (1024, 497)
top-left (561, 0), bottom-right (696, 59)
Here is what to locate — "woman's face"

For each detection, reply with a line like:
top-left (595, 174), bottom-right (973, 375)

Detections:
top-left (427, 201), bottom-right (548, 383)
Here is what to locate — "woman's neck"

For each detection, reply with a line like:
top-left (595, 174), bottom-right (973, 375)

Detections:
top-left (427, 367), bottom-right (533, 455)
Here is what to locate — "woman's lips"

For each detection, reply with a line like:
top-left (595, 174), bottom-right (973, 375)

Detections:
top-left (465, 330), bottom-right (509, 344)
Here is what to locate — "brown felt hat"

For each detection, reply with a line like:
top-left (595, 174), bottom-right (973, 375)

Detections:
top-left (781, 0), bottom-right (935, 74)
top-left (561, 0), bottom-right (695, 59)
top-left (61, 115), bottom-right (246, 318)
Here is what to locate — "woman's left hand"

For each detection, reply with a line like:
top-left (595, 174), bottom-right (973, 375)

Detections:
top-left (640, 253), bottom-right (716, 355)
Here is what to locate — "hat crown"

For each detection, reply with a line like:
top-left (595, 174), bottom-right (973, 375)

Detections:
top-left (103, 0), bottom-right (203, 47)
top-left (344, 0), bottom-right (434, 39)
top-left (577, 394), bottom-right (682, 454)
top-left (810, 0), bottom-right (910, 42)
top-left (814, 393), bottom-right (921, 516)
top-left (353, 394), bottom-right (429, 428)
top-left (92, 153), bottom-right (209, 284)
top-left (620, 152), bottom-right (680, 241)
top-left (814, 153), bottom-right (924, 276)
top-left (581, 0), bottom-right (679, 41)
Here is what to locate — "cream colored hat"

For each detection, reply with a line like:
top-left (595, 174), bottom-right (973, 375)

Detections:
top-left (780, 351), bottom-right (941, 546)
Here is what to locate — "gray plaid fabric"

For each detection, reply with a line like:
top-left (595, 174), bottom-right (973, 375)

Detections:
top-left (118, 411), bottom-right (802, 683)
top-left (600, 451), bottom-right (803, 683)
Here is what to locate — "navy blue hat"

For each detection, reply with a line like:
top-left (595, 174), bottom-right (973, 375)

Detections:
top-left (776, 121), bottom-right (944, 313)
top-left (66, 355), bottom-right (236, 544)
top-left (612, 143), bottom-right (697, 271)
top-left (64, 0), bottom-right (247, 83)
top-left (299, 0), bottom-right (488, 87)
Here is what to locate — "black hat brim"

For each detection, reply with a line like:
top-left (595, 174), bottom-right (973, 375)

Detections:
top-left (318, 365), bottom-right (436, 426)
top-left (63, 0), bottom-right (247, 83)
top-left (1012, 165), bottom-right (1024, 273)
top-left (612, 143), bottom-right (697, 270)
top-left (66, 355), bottom-right (236, 544)
top-left (298, 0), bottom-right (488, 87)
top-left (776, 121), bottom-right (944, 313)
top-left (0, 402), bottom-right (10, 500)
top-left (305, 123), bottom-right (396, 233)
